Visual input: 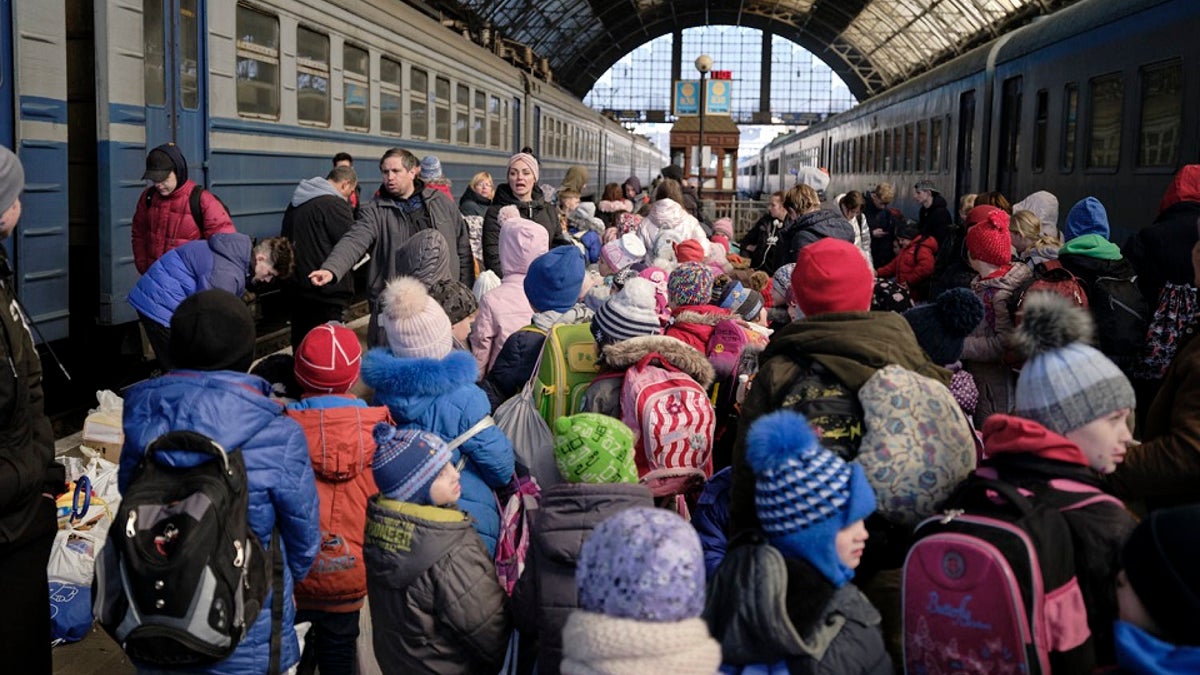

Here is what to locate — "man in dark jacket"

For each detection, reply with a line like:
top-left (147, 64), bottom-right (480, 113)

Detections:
top-left (914, 180), bottom-right (953, 250)
top-left (309, 147), bottom-right (473, 346)
top-left (281, 166), bottom-right (357, 351)
top-left (738, 191), bottom-right (787, 272)
top-left (0, 146), bottom-right (63, 674)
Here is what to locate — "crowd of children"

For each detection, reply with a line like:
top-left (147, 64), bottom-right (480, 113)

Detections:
top-left (91, 147), bottom-right (1200, 675)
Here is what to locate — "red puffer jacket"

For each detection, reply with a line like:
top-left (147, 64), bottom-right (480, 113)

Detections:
top-left (285, 396), bottom-right (393, 612)
top-left (875, 235), bottom-right (938, 300)
top-left (131, 180), bottom-right (236, 274)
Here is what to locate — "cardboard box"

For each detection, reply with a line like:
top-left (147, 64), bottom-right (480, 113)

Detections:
top-left (82, 413), bottom-right (123, 464)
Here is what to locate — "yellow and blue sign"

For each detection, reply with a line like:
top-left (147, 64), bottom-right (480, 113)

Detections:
top-left (673, 79), bottom-right (733, 116)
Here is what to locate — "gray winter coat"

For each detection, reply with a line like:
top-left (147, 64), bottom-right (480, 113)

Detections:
top-left (364, 495), bottom-right (510, 675)
top-left (706, 540), bottom-right (893, 675)
top-left (511, 482), bottom-right (653, 673)
top-left (320, 182), bottom-right (472, 343)
top-left (785, 208), bottom-right (858, 264)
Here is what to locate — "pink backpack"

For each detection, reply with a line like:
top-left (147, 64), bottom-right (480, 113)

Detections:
top-left (903, 475), bottom-right (1120, 674)
top-left (493, 475), bottom-right (541, 596)
top-left (706, 319), bottom-right (751, 380)
top-left (620, 352), bottom-right (714, 510)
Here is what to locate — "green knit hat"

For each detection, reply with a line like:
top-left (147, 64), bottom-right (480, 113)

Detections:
top-left (552, 414), bottom-right (638, 484)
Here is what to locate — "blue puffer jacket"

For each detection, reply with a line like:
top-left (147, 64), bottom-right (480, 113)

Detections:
top-left (693, 466), bottom-right (732, 580)
top-left (119, 370), bottom-right (321, 675)
top-left (362, 348), bottom-right (515, 556)
top-left (128, 232), bottom-right (252, 327)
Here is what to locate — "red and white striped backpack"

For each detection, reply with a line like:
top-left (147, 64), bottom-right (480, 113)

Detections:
top-left (620, 352), bottom-right (714, 516)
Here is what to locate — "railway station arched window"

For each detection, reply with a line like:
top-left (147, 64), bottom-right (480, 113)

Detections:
top-left (343, 44), bottom-right (369, 132)
top-left (380, 57), bottom-right (402, 135)
top-left (1137, 59), bottom-right (1182, 169)
top-left (235, 4), bottom-right (280, 119)
top-left (410, 67), bottom-right (429, 139)
top-left (1086, 74), bottom-right (1123, 170)
top-left (296, 27), bottom-right (329, 126)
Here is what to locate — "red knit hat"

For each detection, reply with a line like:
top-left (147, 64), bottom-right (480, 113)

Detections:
top-left (964, 205), bottom-right (1012, 267)
top-left (673, 238), bottom-right (705, 264)
top-left (791, 239), bottom-right (874, 316)
top-left (294, 322), bottom-right (363, 393)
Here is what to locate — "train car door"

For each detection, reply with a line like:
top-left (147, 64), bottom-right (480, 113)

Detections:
top-left (996, 76), bottom-right (1022, 201)
top-left (955, 90), bottom-right (977, 203)
top-left (143, 0), bottom-right (207, 185)
top-left (0, 0), bottom-right (11, 150)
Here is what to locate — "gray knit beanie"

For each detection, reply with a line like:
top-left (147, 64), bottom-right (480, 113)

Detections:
top-left (0, 146), bottom-right (25, 215)
top-left (1011, 293), bottom-right (1135, 434)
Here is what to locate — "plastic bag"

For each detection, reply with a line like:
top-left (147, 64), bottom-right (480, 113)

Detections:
top-left (48, 527), bottom-right (103, 644)
top-left (494, 384), bottom-right (562, 490)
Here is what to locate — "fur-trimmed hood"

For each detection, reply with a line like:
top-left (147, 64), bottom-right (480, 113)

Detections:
top-left (361, 347), bottom-right (479, 398)
top-left (673, 307), bottom-right (729, 327)
top-left (598, 199), bottom-right (633, 215)
top-left (599, 335), bottom-right (715, 388)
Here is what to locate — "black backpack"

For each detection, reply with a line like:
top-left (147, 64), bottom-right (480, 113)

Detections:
top-left (1088, 275), bottom-right (1149, 368)
top-left (777, 355), bottom-right (864, 462)
top-left (93, 431), bottom-right (283, 669)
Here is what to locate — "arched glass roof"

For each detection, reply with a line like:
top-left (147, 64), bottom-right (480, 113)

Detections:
top-left (417, 0), bottom-right (1080, 99)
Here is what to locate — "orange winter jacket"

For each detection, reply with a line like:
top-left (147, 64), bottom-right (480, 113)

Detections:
top-left (285, 395), bottom-right (392, 612)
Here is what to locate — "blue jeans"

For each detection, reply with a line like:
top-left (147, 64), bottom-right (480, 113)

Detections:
top-left (295, 608), bottom-right (360, 675)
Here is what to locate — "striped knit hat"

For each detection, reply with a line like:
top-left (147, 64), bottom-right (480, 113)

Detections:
top-left (371, 423), bottom-right (452, 505)
top-left (592, 278), bottom-right (663, 346)
top-left (745, 410), bottom-right (876, 588)
top-left (1012, 292), bottom-right (1134, 435)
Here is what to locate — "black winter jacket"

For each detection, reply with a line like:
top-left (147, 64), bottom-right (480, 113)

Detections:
top-left (0, 247), bottom-right (60, 543)
top-left (458, 186), bottom-right (491, 218)
top-left (918, 193), bottom-right (954, 250)
top-left (281, 182), bottom-right (356, 305)
top-left (739, 213), bottom-right (786, 273)
top-left (784, 209), bottom-right (857, 268)
top-left (1122, 200), bottom-right (1200, 305)
top-left (482, 184), bottom-right (563, 275)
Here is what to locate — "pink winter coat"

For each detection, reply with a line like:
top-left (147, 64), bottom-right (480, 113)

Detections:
top-left (472, 213), bottom-right (550, 372)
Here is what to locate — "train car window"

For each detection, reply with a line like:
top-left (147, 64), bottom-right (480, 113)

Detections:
top-left (144, 0), bottom-right (166, 107)
top-left (455, 84), bottom-right (470, 145)
top-left (409, 67), bottom-right (428, 139)
top-left (875, 131), bottom-right (883, 173)
top-left (1137, 59), bottom-right (1182, 168)
top-left (904, 124), bottom-right (914, 172)
top-left (998, 76), bottom-right (1022, 197)
top-left (296, 27), bottom-right (329, 126)
top-left (1033, 90), bottom-right (1048, 173)
top-left (882, 130), bottom-right (891, 172)
top-left (1087, 74), bottom-right (1123, 170)
top-left (235, 4), bottom-right (280, 119)
top-left (343, 44), bottom-right (369, 131)
top-left (917, 120), bottom-right (928, 173)
top-left (180, 0), bottom-right (199, 109)
top-left (1061, 83), bottom-right (1078, 172)
top-left (434, 76), bottom-right (451, 142)
top-left (489, 95), bottom-right (501, 149)
top-left (931, 118), bottom-right (944, 173)
top-left (769, 158), bottom-right (779, 176)
top-left (380, 57), bottom-right (402, 135)
top-left (956, 90), bottom-right (977, 200)
top-left (474, 90), bottom-right (486, 145)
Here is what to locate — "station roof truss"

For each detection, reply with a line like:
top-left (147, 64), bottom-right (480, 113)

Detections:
top-left (410, 0), bottom-right (1080, 100)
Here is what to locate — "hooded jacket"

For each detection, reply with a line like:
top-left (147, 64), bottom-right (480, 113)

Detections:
top-left (664, 304), bottom-right (732, 353)
top-left (120, 370), bottom-right (321, 675)
top-left (1122, 164), bottom-right (1200, 304)
top-left (638, 198), bottom-right (710, 264)
top-left (597, 199), bottom-right (633, 231)
top-left (481, 183), bottom-right (560, 273)
top-left (364, 497), bottom-right (509, 675)
top-left (458, 185), bottom-right (491, 218)
top-left (392, 228), bottom-right (453, 287)
top-left (284, 395), bottom-right (392, 612)
top-left (0, 246), bottom-right (58, 545)
top-left (472, 214), bottom-right (550, 372)
top-left (917, 192), bottom-right (953, 250)
top-left (706, 538), bottom-right (892, 675)
top-left (729, 311), bottom-right (949, 533)
top-left (979, 414), bottom-right (1136, 666)
top-left (1014, 191), bottom-right (1061, 241)
top-left (784, 209), bottom-right (858, 268)
top-left (511, 482), bottom-right (653, 674)
top-left (584, 335), bottom-right (716, 418)
top-left (875, 235), bottom-right (938, 301)
top-left (740, 212), bottom-right (787, 273)
top-left (128, 232), bottom-right (252, 327)
top-left (1063, 197), bottom-right (1111, 242)
top-left (480, 306), bottom-right (594, 412)
top-left (962, 263), bottom-right (1031, 424)
top-left (320, 181), bottom-right (472, 344)
top-left (362, 348), bottom-right (514, 555)
top-left (1113, 620), bottom-right (1200, 675)
top-left (132, 144), bottom-right (236, 274)
top-left (281, 177), bottom-right (355, 305)
top-left (560, 165), bottom-right (589, 196)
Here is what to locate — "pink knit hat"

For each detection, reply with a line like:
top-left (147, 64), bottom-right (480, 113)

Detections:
top-left (507, 152), bottom-right (540, 183)
top-left (379, 277), bottom-right (453, 359)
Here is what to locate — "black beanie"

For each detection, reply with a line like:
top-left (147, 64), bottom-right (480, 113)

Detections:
top-left (1122, 504), bottom-right (1200, 646)
top-left (170, 289), bottom-right (256, 372)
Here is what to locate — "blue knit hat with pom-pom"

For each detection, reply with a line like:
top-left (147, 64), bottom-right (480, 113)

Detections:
top-left (903, 287), bottom-right (985, 365)
top-left (746, 410), bottom-right (876, 587)
top-left (576, 507), bottom-right (706, 622)
top-left (370, 422), bottom-right (452, 505)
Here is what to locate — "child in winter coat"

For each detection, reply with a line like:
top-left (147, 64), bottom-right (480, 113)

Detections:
top-left (903, 288), bottom-right (985, 420)
top-left (960, 205), bottom-right (1030, 425)
top-left (567, 202), bottom-right (605, 264)
top-left (664, 261), bottom-right (729, 351)
top-left (472, 206), bottom-right (550, 371)
top-left (481, 246), bottom-right (589, 411)
top-left (875, 221), bottom-right (938, 301)
top-left (1112, 505), bottom-right (1200, 674)
top-left (707, 410), bottom-right (891, 674)
top-left (285, 323), bottom-right (392, 675)
top-left (975, 292), bottom-right (1138, 667)
top-left (364, 423), bottom-right (510, 675)
top-left (560, 507), bottom-right (722, 674)
top-left (512, 414), bottom-right (654, 674)
top-left (362, 276), bottom-right (515, 556)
